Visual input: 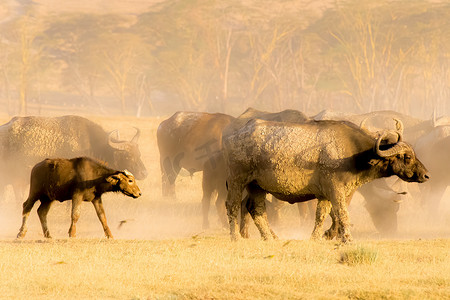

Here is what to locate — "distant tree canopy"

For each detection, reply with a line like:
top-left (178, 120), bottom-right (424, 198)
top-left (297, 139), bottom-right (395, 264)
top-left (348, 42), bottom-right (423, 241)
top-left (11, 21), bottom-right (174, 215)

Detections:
top-left (0, 0), bottom-right (448, 117)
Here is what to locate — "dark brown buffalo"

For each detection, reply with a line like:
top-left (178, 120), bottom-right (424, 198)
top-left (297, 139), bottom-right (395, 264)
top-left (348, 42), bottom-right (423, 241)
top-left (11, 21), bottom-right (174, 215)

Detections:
top-left (223, 119), bottom-right (429, 243)
top-left (0, 115), bottom-right (147, 201)
top-left (16, 157), bottom-right (141, 239)
top-left (157, 111), bottom-right (235, 198)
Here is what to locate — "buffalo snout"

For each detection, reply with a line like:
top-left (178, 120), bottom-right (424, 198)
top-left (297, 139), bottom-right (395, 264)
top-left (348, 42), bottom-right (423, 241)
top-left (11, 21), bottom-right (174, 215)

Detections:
top-left (418, 173), bottom-right (430, 183)
top-left (121, 180), bottom-right (142, 198)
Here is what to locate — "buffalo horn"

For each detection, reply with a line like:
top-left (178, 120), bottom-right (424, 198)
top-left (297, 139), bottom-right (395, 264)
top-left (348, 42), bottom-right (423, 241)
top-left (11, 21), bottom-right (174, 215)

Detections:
top-left (131, 127), bottom-right (141, 143)
top-left (375, 131), bottom-right (405, 157)
top-left (359, 117), bottom-right (369, 132)
top-left (108, 131), bottom-right (128, 150)
top-left (393, 118), bottom-right (404, 135)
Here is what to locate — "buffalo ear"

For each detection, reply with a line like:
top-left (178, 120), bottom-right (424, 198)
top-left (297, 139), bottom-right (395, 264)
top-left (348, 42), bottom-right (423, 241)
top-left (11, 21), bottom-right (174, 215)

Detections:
top-left (106, 174), bottom-right (121, 185)
top-left (368, 159), bottom-right (379, 166)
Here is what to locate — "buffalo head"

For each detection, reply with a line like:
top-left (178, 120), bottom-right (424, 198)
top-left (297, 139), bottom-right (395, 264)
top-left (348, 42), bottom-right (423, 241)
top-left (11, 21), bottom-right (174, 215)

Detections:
top-left (375, 131), bottom-right (429, 183)
top-left (108, 128), bottom-right (148, 180)
top-left (107, 170), bottom-right (142, 198)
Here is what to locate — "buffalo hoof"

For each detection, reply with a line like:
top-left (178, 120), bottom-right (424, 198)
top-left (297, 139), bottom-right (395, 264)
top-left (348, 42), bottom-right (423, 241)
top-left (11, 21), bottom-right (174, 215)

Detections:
top-left (240, 228), bottom-right (250, 239)
top-left (261, 234), bottom-right (274, 241)
top-left (270, 229), bottom-right (279, 240)
top-left (230, 232), bottom-right (241, 242)
top-left (16, 230), bottom-right (26, 239)
top-left (339, 234), bottom-right (353, 244)
top-left (323, 229), bottom-right (338, 240)
top-left (310, 231), bottom-right (324, 241)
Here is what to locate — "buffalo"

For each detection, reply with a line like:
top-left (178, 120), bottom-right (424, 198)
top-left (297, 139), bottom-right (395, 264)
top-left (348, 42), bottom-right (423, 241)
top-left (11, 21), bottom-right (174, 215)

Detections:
top-left (311, 109), bottom-right (450, 234)
top-left (16, 157), bottom-right (141, 239)
top-left (414, 124), bottom-right (450, 218)
top-left (203, 108), bottom-right (409, 237)
top-left (0, 115), bottom-right (147, 201)
top-left (223, 119), bottom-right (429, 243)
top-left (157, 111), bottom-right (235, 198)
top-left (201, 108), bottom-right (309, 229)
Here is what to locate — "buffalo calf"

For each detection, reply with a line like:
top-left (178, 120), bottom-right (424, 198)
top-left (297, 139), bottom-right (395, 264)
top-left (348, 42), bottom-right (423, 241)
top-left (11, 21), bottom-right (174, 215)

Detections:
top-left (17, 157), bottom-right (141, 239)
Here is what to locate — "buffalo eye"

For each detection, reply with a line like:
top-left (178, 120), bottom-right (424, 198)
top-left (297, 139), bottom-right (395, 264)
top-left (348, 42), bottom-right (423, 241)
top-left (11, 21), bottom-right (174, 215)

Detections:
top-left (404, 155), bottom-right (411, 164)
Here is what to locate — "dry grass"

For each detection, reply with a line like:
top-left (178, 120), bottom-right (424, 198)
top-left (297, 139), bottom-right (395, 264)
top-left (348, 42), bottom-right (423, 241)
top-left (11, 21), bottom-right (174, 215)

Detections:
top-left (0, 114), bottom-right (449, 299)
top-left (339, 244), bottom-right (378, 266)
top-left (0, 238), bottom-right (449, 299)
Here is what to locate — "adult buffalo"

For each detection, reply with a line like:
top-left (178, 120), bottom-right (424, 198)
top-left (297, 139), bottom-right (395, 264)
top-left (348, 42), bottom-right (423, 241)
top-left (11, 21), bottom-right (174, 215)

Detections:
top-left (201, 108), bottom-right (309, 229)
top-left (17, 157), bottom-right (141, 239)
top-left (414, 124), bottom-right (450, 218)
top-left (203, 108), bottom-right (407, 237)
top-left (0, 115), bottom-right (147, 200)
top-left (157, 111), bottom-right (235, 198)
top-left (311, 109), bottom-right (446, 234)
top-left (223, 119), bottom-right (429, 243)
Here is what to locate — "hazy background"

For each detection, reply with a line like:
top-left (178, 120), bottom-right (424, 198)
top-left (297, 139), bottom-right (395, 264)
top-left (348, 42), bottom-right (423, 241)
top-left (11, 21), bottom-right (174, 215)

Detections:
top-left (0, 0), bottom-right (448, 118)
top-left (0, 0), bottom-right (449, 241)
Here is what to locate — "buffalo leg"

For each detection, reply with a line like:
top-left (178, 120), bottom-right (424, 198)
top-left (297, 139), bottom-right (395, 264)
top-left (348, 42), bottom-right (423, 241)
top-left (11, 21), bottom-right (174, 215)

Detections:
top-left (297, 202), bottom-right (309, 223)
top-left (329, 194), bottom-right (353, 243)
top-left (423, 181), bottom-right (446, 220)
top-left (298, 200), bottom-right (316, 226)
top-left (17, 194), bottom-right (39, 239)
top-left (92, 198), bottom-right (113, 239)
top-left (201, 179), bottom-right (215, 230)
top-left (226, 180), bottom-right (244, 241)
top-left (161, 157), bottom-right (179, 198)
top-left (246, 183), bottom-right (277, 240)
top-left (240, 194), bottom-right (252, 238)
top-left (68, 195), bottom-right (83, 238)
top-left (266, 196), bottom-right (283, 226)
top-left (37, 199), bottom-right (53, 238)
top-left (310, 199), bottom-right (332, 240)
top-left (215, 183), bottom-right (228, 228)
top-left (323, 208), bottom-right (338, 240)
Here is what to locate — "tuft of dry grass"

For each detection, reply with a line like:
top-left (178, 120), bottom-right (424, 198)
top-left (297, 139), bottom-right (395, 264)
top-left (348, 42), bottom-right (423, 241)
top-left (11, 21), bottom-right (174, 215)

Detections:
top-left (339, 244), bottom-right (379, 266)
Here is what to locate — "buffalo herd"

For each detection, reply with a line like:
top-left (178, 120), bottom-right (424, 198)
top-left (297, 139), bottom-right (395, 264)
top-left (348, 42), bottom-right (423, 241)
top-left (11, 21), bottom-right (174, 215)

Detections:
top-left (158, 108), bottom-right (449, 243)
top-left (1, 108), bottom-right (449, 242)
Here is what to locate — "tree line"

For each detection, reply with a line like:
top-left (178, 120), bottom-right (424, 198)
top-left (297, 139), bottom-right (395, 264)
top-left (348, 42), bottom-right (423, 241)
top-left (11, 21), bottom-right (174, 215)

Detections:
top-left (0, 0), bottom-right (448, 117)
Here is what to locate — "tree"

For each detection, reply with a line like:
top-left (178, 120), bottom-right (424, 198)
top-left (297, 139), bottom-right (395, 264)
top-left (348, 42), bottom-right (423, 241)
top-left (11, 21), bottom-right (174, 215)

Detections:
top-left (12, 10), bottom-right (43, 115)
top-left (43, 14), bottom-right (132, 113)
top-left (99, 31), bottom-right (145, 114)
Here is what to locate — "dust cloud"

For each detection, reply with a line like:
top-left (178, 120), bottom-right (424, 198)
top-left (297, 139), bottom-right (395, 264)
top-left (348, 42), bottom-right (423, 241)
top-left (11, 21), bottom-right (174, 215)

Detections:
top-left (1, 140), bottom-right (449, 241)
top-left (0, 0), bottom-right (449, 241)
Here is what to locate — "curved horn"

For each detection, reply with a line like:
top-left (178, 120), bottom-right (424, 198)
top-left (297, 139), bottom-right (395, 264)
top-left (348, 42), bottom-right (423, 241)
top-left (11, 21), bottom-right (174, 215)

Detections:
top-left (393, 118), bottom-right (404, 136)
top-left (108, 131), bottom-right (128, 150)
top-left (375, 131), bottom-right (405, 158)
top-left (131, 127), bottom-right (141, 143)
top-left (110, 129), bottom-right (120, 140)
top-left (359, 117), bottom-right (369, 132)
